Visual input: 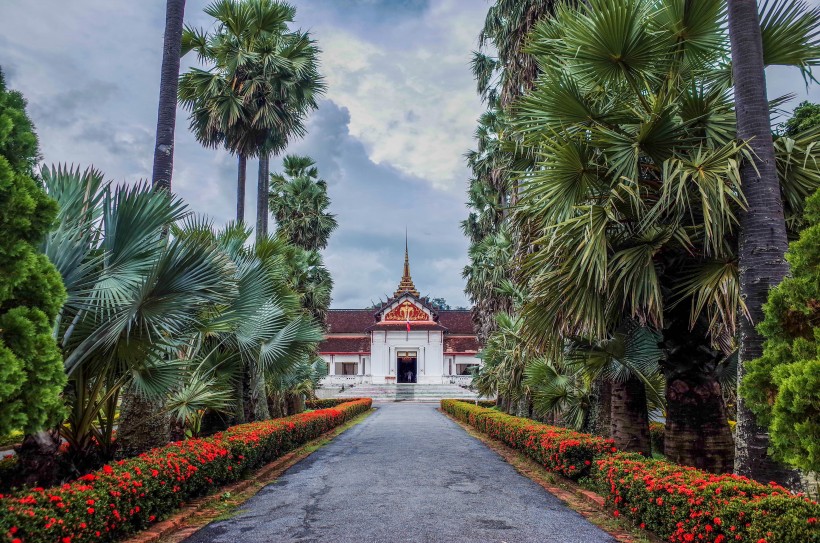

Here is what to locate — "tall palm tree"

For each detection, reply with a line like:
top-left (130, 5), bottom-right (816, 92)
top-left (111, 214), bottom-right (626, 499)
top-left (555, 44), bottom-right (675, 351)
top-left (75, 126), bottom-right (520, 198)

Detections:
top-left (269, 154), bottom-right (338, 251)
top-left (179, 0), bottom-right (324, 239)
top-left (727, 0), bottom-right (819, 487)
top-left (152, 0), bottom-right (186, 192)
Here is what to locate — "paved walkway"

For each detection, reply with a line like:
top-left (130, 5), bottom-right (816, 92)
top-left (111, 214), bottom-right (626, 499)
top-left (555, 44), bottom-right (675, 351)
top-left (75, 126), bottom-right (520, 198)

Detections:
top-left (183, 403), bottom-right (616, 543)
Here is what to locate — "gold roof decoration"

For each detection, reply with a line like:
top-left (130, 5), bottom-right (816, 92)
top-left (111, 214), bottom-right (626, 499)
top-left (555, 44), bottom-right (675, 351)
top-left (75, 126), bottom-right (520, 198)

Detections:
top-left (394, 235), bottom-right (420, 298)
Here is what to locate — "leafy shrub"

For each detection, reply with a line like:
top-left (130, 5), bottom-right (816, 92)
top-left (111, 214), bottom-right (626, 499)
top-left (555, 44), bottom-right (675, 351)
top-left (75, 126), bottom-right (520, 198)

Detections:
top-left (0, 399), bottom-right (371, 543)
top-left (741, 188), bottom-right (820, 473)
top-left (444, 400), bottom-right (820, 543)
top-left (595, 453), bottom-right (820, 543)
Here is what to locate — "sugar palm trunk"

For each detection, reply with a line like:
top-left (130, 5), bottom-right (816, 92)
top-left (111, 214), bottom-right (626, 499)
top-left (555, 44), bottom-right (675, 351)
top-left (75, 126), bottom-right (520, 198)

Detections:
top-left (151, 0), bottom-right (186, 192)
top-left (610, 375), bottom-right (651, 455)
top-left (237, 154), bottom-right (247, 223)
top-left (727, 0), bottom-right (800, 488)
top-left (116, 386), bottom-right (172, 458)
top-left (257, 152), bottom-right (270, 241)
top-left (664, 369), bottom-right (735, 473)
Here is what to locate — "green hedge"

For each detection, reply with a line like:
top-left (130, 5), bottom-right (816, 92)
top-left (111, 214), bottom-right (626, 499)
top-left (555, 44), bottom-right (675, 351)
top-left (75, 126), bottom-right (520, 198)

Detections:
top-left (441, 399), bottom-right (820, 543)
top-left (305, 398), bottom-right (367, 409)
top-left (0, 399), bottom-right (372, 543)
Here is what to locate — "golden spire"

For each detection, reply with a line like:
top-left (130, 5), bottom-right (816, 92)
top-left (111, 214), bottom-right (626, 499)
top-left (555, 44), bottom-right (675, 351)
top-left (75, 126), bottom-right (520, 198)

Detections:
top-left (394, 233), bottom-right (420, 298)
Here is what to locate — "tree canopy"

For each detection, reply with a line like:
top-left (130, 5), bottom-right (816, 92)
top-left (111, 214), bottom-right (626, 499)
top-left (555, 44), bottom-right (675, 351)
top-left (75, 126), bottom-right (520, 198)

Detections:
top-left (0, 70), bottom-right (66, 435)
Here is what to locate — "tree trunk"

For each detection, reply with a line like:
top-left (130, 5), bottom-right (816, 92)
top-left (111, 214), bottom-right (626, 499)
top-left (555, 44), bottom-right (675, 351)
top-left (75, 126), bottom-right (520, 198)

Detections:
top-left (15, 429), bottom-right (62, 487)
top-left (237, 154), bottom-right (247, 223)
top-left (665, 371), bottom-right (735, 473)
top-left (610, 376), bottom-right (651, 455)
top-left (256, 153), bottom-right (270, 241)
top-left (150, 0), bottom-right (186, 192)
top-left (727, 0), bottom-right (801, 488)
top-left (116, 388), bottom-right (171, 458)
top-left (250, 365), bottom-right (270, 421)
top-left (586, 376), bottom-right (611, 438)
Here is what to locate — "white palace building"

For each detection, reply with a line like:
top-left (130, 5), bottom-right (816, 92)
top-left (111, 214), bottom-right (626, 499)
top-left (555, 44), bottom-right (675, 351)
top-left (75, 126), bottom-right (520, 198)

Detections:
top-left (318, 244), bottom-right (482, 387)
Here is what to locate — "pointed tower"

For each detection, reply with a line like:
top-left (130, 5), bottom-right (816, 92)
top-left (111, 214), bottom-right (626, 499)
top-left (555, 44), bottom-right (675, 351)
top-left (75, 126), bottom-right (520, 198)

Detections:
top-left (394, 234), bottom-right (420, 298)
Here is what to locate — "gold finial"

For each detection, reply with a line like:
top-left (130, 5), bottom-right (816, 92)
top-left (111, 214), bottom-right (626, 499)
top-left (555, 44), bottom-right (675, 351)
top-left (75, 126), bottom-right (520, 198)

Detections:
top-left (394, 232), bottom-right (420, 298)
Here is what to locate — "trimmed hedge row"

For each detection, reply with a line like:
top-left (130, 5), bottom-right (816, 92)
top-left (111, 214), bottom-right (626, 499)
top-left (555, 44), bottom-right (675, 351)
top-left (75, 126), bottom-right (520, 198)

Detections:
top-left (304, 398), bottom-right (366, 409)
top-left (441, 399), bottom-right (615, 479)
top-left (441, 400), bottom-right (820, 543)
top-left (0, 399), bottom-right (372, 543)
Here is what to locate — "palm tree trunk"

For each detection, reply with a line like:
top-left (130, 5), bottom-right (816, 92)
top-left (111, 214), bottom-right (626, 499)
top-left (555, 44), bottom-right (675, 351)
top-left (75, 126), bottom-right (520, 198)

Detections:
top-left (116, 388), bottom-right (171, 458)
top-left (150, 0), bottom-right (186, 192)
top-left (665, 370), bottom-right (734, 473)
top-left (237, 154), bottom-right (247, 223)
top-left (727, 0), bottom-right (800, 488)
top-left (586, 376), bottom-right (611, 438)
top-left (15, 429), bottom-right (62, 487)
top-left (610, 375), bottom-right (651, 455)
top-left (256, 152), bottom-right (270, 241)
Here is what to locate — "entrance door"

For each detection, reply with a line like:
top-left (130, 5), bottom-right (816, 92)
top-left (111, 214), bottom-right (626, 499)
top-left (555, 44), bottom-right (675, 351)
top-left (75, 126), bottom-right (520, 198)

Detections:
top-left (396, 351), bottom-right (417, 383)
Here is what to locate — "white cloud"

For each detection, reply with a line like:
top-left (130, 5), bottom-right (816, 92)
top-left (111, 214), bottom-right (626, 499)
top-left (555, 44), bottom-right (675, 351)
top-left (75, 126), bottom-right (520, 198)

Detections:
top-left (312, 0), bottom-right (485, 191)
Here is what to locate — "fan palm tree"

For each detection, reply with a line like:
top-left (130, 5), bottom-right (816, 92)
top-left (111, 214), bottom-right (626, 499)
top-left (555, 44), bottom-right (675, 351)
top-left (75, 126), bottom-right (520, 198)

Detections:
top-left (39, 165), bottom-right (236, 464)
top-left (727, 0), bottom-right (820, 486)
top-left (511, 0), bottom-right (820, 473)
top-left (179, 0), bottom-right (324, 237)
top-left (152, 0), bottom-right (186, 192)
top-left (269, 154), bottom-right (338, 251)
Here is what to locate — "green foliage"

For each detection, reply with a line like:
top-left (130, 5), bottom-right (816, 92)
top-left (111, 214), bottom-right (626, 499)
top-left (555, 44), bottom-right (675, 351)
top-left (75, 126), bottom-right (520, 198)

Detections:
top-left (741, 187), bottom-right (820, 473)
top-left (783, 101), bottom-right (820, 136)
top-left (179, 0), bottom-right (325, 158)
top-left (269, 154), bottom-right (337, 252)
top-left (0, 71), bottom-right (66, 436)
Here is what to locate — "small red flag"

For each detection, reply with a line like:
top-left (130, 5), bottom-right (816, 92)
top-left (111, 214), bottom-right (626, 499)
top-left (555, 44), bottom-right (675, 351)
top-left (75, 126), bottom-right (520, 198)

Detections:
top-left (406, 320), bottom-right (411, 333)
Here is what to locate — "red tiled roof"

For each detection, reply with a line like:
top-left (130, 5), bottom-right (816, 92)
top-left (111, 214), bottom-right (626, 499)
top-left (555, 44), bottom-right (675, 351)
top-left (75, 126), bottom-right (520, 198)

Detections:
top-left (437, 311), bottom-right (475, 334)
top-left (444, 336), bottom-right (481, 354)
top-left (366, 322), bottom-right (448, 332)
top-left (326, 310), bottom-right (376, 334)
top-left (318, 336), bottom-right (371, 354)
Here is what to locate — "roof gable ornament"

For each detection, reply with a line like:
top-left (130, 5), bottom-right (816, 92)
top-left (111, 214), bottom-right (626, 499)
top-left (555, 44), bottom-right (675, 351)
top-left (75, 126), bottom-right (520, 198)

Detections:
top-left (394, 233), bottom-right (420, 298)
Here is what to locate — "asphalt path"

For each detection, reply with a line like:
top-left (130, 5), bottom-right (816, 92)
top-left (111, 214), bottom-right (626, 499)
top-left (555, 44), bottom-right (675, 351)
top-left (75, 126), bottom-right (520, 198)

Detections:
top-left (183, 403), bottom-right (616, 543)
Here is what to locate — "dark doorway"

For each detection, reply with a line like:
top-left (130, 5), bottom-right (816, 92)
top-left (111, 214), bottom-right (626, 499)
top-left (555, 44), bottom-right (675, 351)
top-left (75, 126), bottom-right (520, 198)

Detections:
top-left (397, 356), bottom-right (417, 383)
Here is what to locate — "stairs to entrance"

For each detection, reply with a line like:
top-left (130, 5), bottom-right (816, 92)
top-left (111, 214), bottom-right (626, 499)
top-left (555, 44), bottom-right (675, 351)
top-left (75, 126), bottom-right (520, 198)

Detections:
top-left (324, 383), bottom-right (483, 402)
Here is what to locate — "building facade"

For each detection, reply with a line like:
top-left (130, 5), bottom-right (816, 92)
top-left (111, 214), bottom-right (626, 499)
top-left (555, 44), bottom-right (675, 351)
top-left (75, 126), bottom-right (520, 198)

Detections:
top-left (319, 244), bottom-right (481, 386)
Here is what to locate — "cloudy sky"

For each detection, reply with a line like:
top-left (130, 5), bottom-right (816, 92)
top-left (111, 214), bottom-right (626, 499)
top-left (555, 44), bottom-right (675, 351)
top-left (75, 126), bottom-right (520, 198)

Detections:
top-left (1, 0), bottom-right (818, 308)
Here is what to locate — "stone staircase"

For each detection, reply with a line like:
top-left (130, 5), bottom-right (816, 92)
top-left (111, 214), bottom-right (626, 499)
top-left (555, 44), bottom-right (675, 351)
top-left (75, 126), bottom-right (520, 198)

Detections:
top-left (323, 383), bottom-right (484, 402)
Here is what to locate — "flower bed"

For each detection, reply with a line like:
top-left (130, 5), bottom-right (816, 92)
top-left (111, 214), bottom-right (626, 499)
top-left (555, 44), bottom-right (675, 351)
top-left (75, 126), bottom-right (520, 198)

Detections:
top-left (441, 399), bottom-right (615, 479)
top-left (441, 399), bottom-right (820, 543)
top-left (0, 398), bottom-right (371, 543)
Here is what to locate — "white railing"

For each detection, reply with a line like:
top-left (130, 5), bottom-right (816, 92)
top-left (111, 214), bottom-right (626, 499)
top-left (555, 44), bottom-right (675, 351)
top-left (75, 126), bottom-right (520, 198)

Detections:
top-left (321, 375), bottom-right (365, 386)
top-left (446, 375), bottom-right (474, 386)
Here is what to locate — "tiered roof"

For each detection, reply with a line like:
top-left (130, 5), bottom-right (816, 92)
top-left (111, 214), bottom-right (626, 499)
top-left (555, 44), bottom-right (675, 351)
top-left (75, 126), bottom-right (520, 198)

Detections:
top-left (393, 237), bottom-right (420, 298)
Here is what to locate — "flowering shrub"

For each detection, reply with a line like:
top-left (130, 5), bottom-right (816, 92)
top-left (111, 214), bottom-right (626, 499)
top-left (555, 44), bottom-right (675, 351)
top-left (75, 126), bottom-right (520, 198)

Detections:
top-left (596, 453), bottom-right (820, 543)
top-left (0, 399), bottom-right (371, 543)
top-left (443, 400), bottom-right (820, 543)
top-left (441, 399), bottom-right (615, 479)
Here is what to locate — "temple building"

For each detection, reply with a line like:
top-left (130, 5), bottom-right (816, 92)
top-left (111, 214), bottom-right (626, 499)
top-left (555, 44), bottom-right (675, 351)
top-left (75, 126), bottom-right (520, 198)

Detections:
top-left (318, 242), bottom-right (482, 386)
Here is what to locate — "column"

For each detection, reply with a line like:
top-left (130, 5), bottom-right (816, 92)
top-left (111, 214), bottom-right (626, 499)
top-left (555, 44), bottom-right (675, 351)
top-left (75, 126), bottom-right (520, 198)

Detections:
top-left (329, 355), bottom-right (335, 376)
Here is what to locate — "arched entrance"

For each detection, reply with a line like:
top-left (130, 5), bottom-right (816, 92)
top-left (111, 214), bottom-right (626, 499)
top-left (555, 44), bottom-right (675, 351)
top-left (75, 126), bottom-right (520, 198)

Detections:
top-left (397, 351), bottom-right (417, 383)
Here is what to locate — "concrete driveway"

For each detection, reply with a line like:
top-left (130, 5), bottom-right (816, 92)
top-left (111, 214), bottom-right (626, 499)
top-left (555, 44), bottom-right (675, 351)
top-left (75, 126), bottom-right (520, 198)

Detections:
top-left (182, 403), bottom-right (616, 543)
